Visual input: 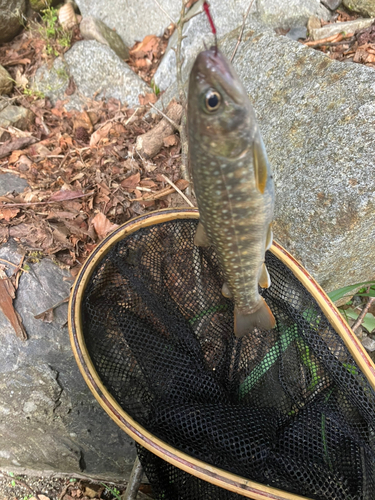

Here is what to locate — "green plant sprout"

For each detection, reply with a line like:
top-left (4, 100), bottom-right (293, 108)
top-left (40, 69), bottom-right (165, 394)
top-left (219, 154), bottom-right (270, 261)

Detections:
top-left (100, 483), bottom-right (122, 500)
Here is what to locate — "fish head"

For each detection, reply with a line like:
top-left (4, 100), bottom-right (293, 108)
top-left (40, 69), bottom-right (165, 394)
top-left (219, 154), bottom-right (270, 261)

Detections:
top-left (188, 47), bottom-right (255, 160)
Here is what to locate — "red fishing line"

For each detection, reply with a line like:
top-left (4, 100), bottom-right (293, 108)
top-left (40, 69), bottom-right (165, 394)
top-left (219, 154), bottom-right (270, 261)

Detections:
top-left (203, 1), bottom-right (218, 52)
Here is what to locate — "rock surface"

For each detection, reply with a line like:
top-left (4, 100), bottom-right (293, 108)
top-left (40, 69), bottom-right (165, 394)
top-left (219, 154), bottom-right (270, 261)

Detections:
top-left (219, 27), bottom-right (375, 292)
top-left (0, 105), bottom-right (35, 141)
top-left (310, 17), bottom-right (374, 40)
top-left (0, 66), bottom-right (13, 96)
top-left (80, 17), bottom-right (129, 60)
top-left (257, 0), bottom-right (331, 29)
top-left (0, 0), bottom-right (26, 43)
top-left (159, 21), bottom-right (375, 292)
top-left (321, 0), bottom-right (342, 10)
top-left (343, 0), bottom-right (375, 17)
top-left (0, 173), bottom-right (28, 196)
top-left (154, 0), bottom-right (258, 93)
top-left (0, 240), bottom-right (137, 478)
top-left (33, 40), bottom-right (150, 110)
top-left (74, 0), bottom-right (181, 47)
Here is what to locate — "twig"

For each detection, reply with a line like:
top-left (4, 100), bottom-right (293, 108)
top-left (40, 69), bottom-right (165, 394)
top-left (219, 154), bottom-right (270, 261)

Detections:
top-left (304, 32), bottom-right (354, 47)
top-left (125, 107), bottom-right (139, 126)
top-left (0, 257), bottom-right (29, 273)
top-left (161, 174), bottom-right (194, 207)
top-left (152, 0), bottom-right (176, 26)
top-left (34, 296), bottom-right (69, 319)
top-left (230, 0), bottom-right (256, 62)
top-left (58, 480), bottom-right (70, 500)
top-left (149, 102), bottom-right (181, 133)
top-left (0, 191), bottom-right (94, 207)
top-left (352, 297), bottom-right (375, 333)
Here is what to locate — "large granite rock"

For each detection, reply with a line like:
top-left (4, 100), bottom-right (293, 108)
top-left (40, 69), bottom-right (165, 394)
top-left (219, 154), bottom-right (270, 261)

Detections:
top-left (0, 0), bottom-right (26, 43)
top-left (74, 0), bottom-right (181, 47)
top-left (153, 0), bottom-right (331, 93)
top-left (343, 0), bottom-right (375, 17)
top-left (217, 29), bottom-right (375, 291)
top-left (159, 21), bottom-right (375, 292)
top-left (0, 240), bottom-right (137, 478)
top-left (258, 0), bottom-right (331, 29)
top-left (33, 40), bottom-right (151, 110)
top-left (153, 0), bottom-right (258, 93)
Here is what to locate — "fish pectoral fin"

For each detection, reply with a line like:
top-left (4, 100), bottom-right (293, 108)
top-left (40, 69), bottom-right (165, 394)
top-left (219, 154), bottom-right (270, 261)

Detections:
top-left (234, 299), bottom-right (276, 338)
top-left (266, 224), bottom-right (273, 250)
top-left (259, 262), bottom-right (271, 289)
top-left (253, 134), bottom-right (270, 195)
top-left (222, 282), bottom-right (233, 298)
top-left (194, 222), bottom-right (211, 247)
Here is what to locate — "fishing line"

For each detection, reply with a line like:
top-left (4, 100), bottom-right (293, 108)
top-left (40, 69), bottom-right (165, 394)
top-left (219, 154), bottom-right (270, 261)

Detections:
top-left (203, 1), bottom-right (217, 54)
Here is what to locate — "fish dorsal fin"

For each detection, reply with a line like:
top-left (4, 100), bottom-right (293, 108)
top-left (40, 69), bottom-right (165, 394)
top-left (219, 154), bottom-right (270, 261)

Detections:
top-left (259, 262), bottom-right (271, 289)
top-left (253, 134), bottom-right (270, 195)
top-left (194, 222), bottom-right (211, 247)
top-left (265, 224), bottom-right (273, 251)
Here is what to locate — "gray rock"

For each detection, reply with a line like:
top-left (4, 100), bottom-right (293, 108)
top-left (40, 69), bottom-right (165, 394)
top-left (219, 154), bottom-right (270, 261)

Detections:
top-left (343, 0), bottom-right (375, 17)
top-left (160, 25), bottom-right (375, 293)
top-left (286, 26), bottom-right (308, 40)
top-left (74, 0), bottom-right (181, 47)
top-left (153, 0), bottom-right (259, 93)
top-left (362, 336), bottom-right (375, 352)
top-left (0, 240), bottom-right (136, 478)
top-left (258, 0), bottom-right (331, 29)
top-left (80, 17), bottom-right (129, 60)
top-left (0, 105), bottom-right (35, 141)
top-left (310, 17), bottom-right (374, 40)
top-left (0, 173), bottom-right (28, 196)
top-left (0, 0), bottom-right (26, 44)
top-left (33, 41), bottom-right (151, 110)
top-left (0, 66), bottom-right (13, 96)
top-left (321, 0), bottom-right (342, 11)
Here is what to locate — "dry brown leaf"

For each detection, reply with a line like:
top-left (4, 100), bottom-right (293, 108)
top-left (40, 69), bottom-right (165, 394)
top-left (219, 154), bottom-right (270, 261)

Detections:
top-left (73, 110), bottom-right (93, 133)
top-left (89, 122), bottom-right (113, 147)
top-left (131, 34), bottom-right (159, 56)
top-left (8, 150), bottom-right (25, 164)
top-left (121, 172), bottom-right (140, 190)
top-left (91, 212), bottom-right (119, 239)
top-left (48, 190), bottom-right (83, 202)
top-left (0, 136), bottom-right (38, 159)
top-left (0, 207), bottom-right (20, 221)
top-left (0, 277), bottom-right (27, 340)
top-left (138, 92), bottom-right (158, 106)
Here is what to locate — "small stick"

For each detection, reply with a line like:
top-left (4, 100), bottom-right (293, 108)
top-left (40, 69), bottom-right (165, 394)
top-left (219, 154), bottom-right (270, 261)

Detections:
top-left (351, 297), bottom-right (375, 333)
top-left (0, 191), bottom-right (94, 207)
top-left (161, 174), bottom-right (194, 207)
top-left (149, 102), bottom-right (181, 133)
top-left (0, 257), bottom-right (28, 272)
top-left (230, 0), bottom-right (256, 62)
top-left (34, 296), bottom-right (69, 319)
top-left (136, 186), bottom-right (153, 192)
top-left (304, 32), bottom-right (351, 47)
top-left (0, 473), bottom-right (35, 496)
top-left (152, 0), bottom-right (176, 26)
top-left (125, 107), bottom-right (139, 126)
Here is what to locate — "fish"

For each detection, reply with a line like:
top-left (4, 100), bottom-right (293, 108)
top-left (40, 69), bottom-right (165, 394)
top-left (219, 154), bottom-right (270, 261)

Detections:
top-left (187, 47), bottom-right (276, 338)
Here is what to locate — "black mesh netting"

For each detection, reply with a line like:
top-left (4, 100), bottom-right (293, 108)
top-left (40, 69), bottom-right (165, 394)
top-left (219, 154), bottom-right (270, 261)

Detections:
top-left (81, 218), bottom-right (375, 500)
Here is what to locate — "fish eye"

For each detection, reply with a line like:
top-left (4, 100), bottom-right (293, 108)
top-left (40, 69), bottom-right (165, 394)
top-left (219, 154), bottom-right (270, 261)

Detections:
top-left (204, 89), bottom-right (221, 112)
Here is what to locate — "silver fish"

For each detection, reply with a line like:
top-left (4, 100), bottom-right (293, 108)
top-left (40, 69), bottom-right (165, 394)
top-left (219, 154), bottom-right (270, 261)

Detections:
top-left (187, 47), bottom-right (275, 337)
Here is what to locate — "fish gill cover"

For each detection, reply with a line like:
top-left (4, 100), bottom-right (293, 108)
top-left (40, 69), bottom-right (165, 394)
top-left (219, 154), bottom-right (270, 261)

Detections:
top-left (81, 218), bottom-right (375, 500)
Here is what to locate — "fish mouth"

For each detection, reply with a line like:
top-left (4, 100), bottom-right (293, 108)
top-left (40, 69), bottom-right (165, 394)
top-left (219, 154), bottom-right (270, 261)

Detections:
top-left (193, 47), bottom-right (245, 105)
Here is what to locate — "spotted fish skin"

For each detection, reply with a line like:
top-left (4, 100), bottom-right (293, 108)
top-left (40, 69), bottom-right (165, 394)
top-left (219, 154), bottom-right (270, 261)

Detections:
top-left (187, 47), bottom-right (275, 337)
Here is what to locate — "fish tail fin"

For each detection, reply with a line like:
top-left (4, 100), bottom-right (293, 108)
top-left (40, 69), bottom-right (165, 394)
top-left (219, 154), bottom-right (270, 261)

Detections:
top-left (234, 298), bottom-right (276, 338)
